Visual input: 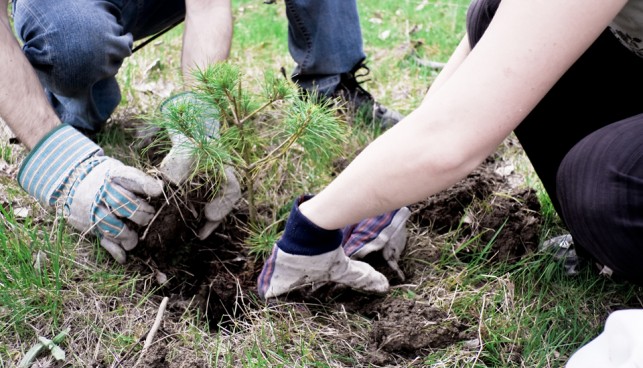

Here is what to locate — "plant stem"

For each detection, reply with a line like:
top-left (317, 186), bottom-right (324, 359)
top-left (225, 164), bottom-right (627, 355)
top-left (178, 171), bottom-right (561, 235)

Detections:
top-left (239, 100), bottom-right (276, 125)
top-left (224, 89), bottom-right (241, 125)
top-left (245, 166), bottom-right (258, 224)
top-left (248, 112), bottom-right (313, 172)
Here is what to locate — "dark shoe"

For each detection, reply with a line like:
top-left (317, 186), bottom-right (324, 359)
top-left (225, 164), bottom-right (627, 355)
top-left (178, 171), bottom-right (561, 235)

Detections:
top-left (540, 233), bottom-right (581, 275)
top-left (330, 63), bottom-right (404, 130)
top-left (291, 63), bottom-right (404, 130)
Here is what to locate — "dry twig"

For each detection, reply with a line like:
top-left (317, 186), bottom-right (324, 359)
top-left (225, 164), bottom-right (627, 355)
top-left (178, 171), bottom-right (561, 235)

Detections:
top-left (133, 296), bottom-right (169, 368)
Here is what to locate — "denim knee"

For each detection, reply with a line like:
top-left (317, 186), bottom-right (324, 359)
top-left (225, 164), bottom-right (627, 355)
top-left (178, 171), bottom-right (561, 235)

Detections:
top-left (466, 0), bottom-right (501, 48)
top-left (14, 0), bottom-right (133, 95)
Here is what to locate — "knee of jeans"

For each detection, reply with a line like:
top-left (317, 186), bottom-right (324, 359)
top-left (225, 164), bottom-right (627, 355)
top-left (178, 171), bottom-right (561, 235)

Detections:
top-left (466, 0), bottom-right (502, 48)
top-left (15, 0), bottom-right (133, 95)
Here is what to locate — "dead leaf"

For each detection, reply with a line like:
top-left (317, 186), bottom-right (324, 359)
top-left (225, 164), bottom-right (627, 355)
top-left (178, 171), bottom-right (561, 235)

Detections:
top-left (14, 207), bottom-right (31, 218)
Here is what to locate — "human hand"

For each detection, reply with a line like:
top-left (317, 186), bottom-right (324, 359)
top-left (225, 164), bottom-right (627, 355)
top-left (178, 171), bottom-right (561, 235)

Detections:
top-left (257, 195), bottom-right (389, 299)
top-left (342, 207), bottom-right (411, 281)
top-left (18, 125), bottom-right (163, 263)
top-left (157, 92), bottom-right (241, 239)
top-left (197, 166), bottom-right (241, 240)
top-left (157, 92), bottom-right (220, 186)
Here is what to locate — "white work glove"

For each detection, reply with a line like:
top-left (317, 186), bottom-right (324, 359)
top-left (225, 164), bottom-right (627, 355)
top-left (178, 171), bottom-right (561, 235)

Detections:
top-left (566, 309), bottom-right (643, 367)
top-left (197, 166), bottom-right (241, 240)
top-left (342, 207), bottom-right (411, 281)
top-left (158, 92), bottom-right (221, 186)
top-left (19, 125), bottom-right (163, 264)
top-left (157, 92), bottom-right (241, 239)
top-left (257, 195), bottom-right (389, 299)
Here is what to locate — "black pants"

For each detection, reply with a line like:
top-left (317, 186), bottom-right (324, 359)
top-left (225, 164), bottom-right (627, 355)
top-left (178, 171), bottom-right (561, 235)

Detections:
top-left (468, 0), bottom-right (643, 284)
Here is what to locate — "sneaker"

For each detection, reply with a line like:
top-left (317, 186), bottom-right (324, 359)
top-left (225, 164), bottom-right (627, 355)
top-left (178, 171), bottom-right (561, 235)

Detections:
top-left (292, 63), bottom-right (405, 130)
top-left (541, 233), bottom-right (620, 281)
top-left (540, 233), bottom-right (581, 275)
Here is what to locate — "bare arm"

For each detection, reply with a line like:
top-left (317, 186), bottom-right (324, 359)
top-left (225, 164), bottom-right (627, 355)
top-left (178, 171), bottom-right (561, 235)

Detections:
top-left (181, 0), bottom-right (232, 83)
top-left (301, 0), bottom-right (627, 229)
top-left (422, 35), bottom-right (470, 102)
top-left (0, 0), bottom-right (59, 149)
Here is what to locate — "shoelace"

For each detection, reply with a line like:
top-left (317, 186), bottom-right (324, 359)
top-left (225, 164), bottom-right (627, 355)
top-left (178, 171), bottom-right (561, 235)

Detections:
top-left (340, 63), bottom-right (374, 100)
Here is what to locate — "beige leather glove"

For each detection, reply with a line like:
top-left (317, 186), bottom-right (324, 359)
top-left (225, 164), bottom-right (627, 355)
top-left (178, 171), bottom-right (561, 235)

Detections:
top-left (257, 195), bottom-right (389, 299)
top-left (158, 93), bottom-right (241, 238)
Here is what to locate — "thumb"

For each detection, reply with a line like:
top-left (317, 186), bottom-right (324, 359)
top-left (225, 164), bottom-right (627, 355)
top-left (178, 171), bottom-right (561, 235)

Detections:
top-left (109, 165), bottom-right (164, 197)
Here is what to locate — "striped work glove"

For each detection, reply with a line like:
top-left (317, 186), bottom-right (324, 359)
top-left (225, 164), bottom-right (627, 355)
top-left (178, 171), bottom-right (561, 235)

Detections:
top-left (342, 207), bottom-right (411, 281)
top-left (157, 92), bottom-right (241, 240)
top-left (18, 125), bottom-right (163, 264)
top-left (257, 195), bottom-right (390, 300)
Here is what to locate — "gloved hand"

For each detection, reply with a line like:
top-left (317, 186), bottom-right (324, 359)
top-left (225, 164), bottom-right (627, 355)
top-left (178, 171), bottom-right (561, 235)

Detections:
top-left (157, 92), bottom-right (241, 238)
top-left (158, 92), bottom-right (221, 186)
top-left (342, 207), bottom-right (411, 281)
top-left (257, 195), bottom-right (389, 299)
top-left (18, 125), bottom-right (163, 264)
top-left (197, 166), bottom-right (241, 240)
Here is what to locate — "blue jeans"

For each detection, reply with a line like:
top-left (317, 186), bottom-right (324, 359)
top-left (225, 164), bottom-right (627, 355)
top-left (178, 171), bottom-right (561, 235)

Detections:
top-left (13, 0), bottom-right (364, 133)
top-left (13, 0), bottom-right (185, 134)
top-left (284, 0), bottom-right (366, 95)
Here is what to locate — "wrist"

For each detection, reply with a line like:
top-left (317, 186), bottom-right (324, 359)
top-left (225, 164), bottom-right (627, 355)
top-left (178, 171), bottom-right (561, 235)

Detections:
top-left (18, 124), bottom-right (101, 205)
top-left (277, 195), bottom-right (342, 256)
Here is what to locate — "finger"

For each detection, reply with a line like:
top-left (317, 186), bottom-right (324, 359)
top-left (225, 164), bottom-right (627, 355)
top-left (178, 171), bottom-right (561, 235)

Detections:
top-left (93, 205), bottom-right (139, 250)
top-left (204, 167), bottom-right (241, 222)
top-left (100, 238), bottom-right (127, 264)
top-left (109, 165), bottom-right (164, 197)
top-left (100, 180), bottom-right (157, 226)
top-left (197, 220), bottom-right (222, 240)
top-left (159, 147), bottom-right (195, 186)
top-left (330, 255), bottom-right (389, 294)
top-left (383, 222), bottom-right (408, 281)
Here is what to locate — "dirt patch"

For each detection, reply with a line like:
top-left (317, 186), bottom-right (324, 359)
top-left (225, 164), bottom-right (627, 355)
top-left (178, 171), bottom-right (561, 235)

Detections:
top-left (368, 298), bottom-right (470, 364)
top-left (127, 151), bottom-right (541, 362)
top-left (133, 339), bottom-right (209, 368)
top-left (411, 156), bottom-right (542, 263)
top-left (130, 194), bottom-right (258, 328)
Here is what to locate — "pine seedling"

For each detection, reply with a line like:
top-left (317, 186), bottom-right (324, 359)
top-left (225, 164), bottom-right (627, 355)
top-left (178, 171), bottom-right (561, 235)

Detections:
top-left (148, 62), bottom-right (348, 226)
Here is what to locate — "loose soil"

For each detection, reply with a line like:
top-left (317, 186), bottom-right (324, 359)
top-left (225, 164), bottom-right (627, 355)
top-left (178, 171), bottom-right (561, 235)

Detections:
top-left (128, 152), bottom-right (542, 366)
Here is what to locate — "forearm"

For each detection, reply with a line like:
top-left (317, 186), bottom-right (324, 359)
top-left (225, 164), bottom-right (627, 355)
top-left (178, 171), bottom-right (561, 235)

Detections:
top-left (0, 4), bottom-right (59, 149)
top-left (300, 0), bottom-right (626, 230)
top-left (181, 0), bottom-right (232, 83)
top-left (299, 39), bottom-right (487, 229)
top-left (423, 36), bottom-right (470, 102)
top-left (300, 105), bottom-right (492, 230)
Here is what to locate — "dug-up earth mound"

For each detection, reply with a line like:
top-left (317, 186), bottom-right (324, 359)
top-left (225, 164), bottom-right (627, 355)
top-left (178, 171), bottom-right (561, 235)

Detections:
top-left (123, 151), bottom-right (542, 367)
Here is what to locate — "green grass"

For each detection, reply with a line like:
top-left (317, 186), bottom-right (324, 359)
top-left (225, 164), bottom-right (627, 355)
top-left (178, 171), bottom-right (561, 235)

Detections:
top-left (0, 207), bottom-right (65, 334)
top-left (2, 0), bottom-right (641, 367)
